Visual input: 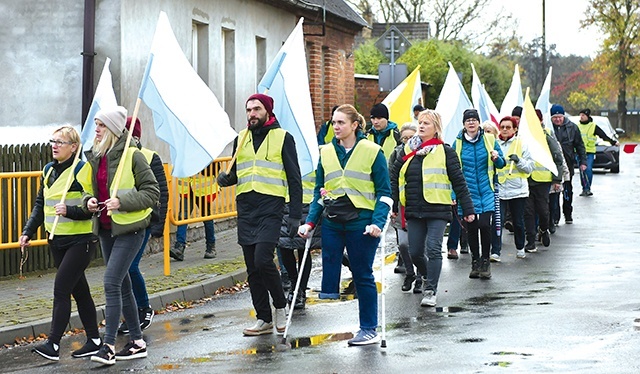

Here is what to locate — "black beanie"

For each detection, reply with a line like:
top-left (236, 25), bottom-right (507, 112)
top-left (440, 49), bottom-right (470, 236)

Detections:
top-left (579, 108), bottom-right (591, 116)
top-left (511, 106), bottom-right (523, 117)
top-left (463, 109), bottom-right (480, 123)
top-left (370, 103), bottom-right (389, 119)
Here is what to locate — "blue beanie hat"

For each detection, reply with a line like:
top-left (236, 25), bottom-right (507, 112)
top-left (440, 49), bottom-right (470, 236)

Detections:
top-left (550, 104), bottom-right (565, 116)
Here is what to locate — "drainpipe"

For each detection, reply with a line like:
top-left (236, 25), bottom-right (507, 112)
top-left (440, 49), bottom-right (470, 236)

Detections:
top-left (81, 0), bottom-right (96, 127)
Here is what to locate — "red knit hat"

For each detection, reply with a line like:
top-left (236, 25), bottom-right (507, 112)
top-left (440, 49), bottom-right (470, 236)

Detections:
top-left (246, 93), bottom-right (275, 117)
top-left (125, 116), bottom-right (142, 139)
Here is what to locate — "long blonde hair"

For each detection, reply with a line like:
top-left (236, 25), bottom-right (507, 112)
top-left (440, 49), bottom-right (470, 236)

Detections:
top-left (92, 128), bottom-right (120, 158)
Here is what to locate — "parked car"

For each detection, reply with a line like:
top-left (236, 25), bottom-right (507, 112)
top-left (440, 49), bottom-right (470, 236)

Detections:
top-left (568, 115), bottom-right (625, 173)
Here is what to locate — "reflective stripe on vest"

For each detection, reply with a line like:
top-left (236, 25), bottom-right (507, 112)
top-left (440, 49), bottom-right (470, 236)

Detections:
top-left (236, 128), bottom-right (287, 198)
top-left (497, 138), bottom-right (529, 183)
top-left (530, 162), bottom-right (553, 182)
top-left (455, 133), bottom-right (496, 191)
top-left (302, 172), bottom-right (316, 204)
top-left (321, 140), bottom-right (379, 210)
top-left (578, 122), bottom-right (597, 153)
top-left (110, 147), bottom-right (153, 224)
top-left (191, 175), bottom-right (218, 197)
top-left (177, 178), bottom-right (191, 195)
top-left (43, 165), bottom-right (92, 235)
top-left (399, 144), bottom-right (452, 206)
top-left (367, 132), bottom-right (397, 159)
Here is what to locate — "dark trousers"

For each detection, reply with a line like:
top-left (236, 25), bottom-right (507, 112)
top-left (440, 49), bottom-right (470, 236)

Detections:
top-left (242, 242), bottom-right (286, 323)
top-left (280, 246), bottom-right (312, 296)
top-left (549, 192), bottom-right (561, 225)
top-left (501, 197), bottom-right (527, 250)
top-left (562, 176), bottom-right (574, 219)
top-left (525, 183), bottom-right (551, 244)
top-left (464, 212), bottom-right (493, 260)
top-left (48, 239), bottom-right (99, 344)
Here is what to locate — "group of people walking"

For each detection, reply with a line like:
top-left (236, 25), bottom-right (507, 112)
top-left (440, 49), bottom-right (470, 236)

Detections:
top-left (22, 92), bottom-right (616, 362)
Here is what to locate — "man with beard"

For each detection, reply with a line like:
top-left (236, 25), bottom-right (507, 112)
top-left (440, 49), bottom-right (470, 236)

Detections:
top-left (217, 93), bottom-right (302, 336)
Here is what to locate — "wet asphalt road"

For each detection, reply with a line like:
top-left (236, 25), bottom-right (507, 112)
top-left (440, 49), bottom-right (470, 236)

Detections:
top-left (1, 152), bottom-right (639, 373)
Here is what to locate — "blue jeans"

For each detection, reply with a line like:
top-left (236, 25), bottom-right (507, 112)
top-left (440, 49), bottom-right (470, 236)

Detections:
top-left (407, 218), bottom-right (447, 294)
top-left (129, 228), bottom-right (152, 309)
top-left (176, 196), bottom-right (215, 245)
top-left (99, 229), bottom-right (144, 345)
top-left (580, 153), bottom-right (594, 191)
top-left (500, 198), bottom-right (527, 250)
top-left (321, 224), bottom-right (379, 330)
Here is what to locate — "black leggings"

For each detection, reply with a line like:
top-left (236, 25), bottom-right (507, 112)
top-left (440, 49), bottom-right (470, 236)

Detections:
top-left (464, 212), bottom-right (493, 260)
top-left (48, 239), bottom-right (99, 344)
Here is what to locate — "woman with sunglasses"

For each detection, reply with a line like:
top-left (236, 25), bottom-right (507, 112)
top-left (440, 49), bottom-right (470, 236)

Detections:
top-left (83, 107), bottom-right (159, 366)
top-left (20, 125), bottom-right (101, 361)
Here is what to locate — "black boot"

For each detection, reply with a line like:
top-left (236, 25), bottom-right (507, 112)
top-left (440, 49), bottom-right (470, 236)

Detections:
top-left (479, 258), bottom-right (491, 279)
top-left (294, 291), bottom-right (306, 310)
top-left (402, 274), bottom-right (416, 292)
top-left (469, 259), bottom-right (480, 279)
top-left (170, 242), bottom-right (185, 261)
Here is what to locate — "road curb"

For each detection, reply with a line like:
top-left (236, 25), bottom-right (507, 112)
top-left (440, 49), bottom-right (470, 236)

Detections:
top-left (0, 268), bottom-right (247, 347)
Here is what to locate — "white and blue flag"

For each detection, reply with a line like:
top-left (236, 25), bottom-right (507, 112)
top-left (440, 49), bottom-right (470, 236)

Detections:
top-left (80, 57), bottom-right (117, 155)
top-left (257, 18), bottom-right (319, 177)
top-left (139, 11), bottom-right (237, 178)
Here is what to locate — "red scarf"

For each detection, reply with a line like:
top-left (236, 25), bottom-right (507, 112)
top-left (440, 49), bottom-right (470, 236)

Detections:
top-left (402, 138), bottom-right (444, 161)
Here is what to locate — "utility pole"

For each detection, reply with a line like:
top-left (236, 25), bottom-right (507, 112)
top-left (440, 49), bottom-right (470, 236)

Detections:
top-left (542, 0), bottom-right (546, 82)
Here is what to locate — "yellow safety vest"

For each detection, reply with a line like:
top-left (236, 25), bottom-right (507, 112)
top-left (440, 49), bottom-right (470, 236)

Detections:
top-left (497, 138), bottom-right (529, 183)
top-left (321, 140), bottom-right (380, 210)
top-left (578, 122), bottom-right (597, 153)
top-left (530, 161), bottom-right (553, 182)
top-left (455, 133), bottom-right (497, 191)
top-left (110, 147), bottom-right (153, 225)
top-left (323, 122), bottom-right (334, 144)
top-left (191, 174), bottom-right (218, 197)
top-left (302, 171), bottom-right (316, 204)
top-left (177, 178), bottom-right (191, 195)
top-left (399, 144), bottom-right (452, 206)
top-left (43, 163), bottom-right (93, 235)
top-left (367, 132), bottom-right (397, 159)
top-left (139, 147), bottom-right (155, 164)
top-left (236, 128), bottom-right (288, 198)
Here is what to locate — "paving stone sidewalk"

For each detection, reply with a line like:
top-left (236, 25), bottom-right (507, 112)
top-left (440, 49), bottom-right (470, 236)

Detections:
top-left (0, 225), bottom-right (247, 347)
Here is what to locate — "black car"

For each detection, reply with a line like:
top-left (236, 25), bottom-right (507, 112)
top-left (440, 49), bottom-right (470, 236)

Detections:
top-left (568, 115), bottom-right (625, 173)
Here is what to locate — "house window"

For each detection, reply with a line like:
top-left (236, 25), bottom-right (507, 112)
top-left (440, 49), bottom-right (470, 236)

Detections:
top-left (256, 36), bottom-right (266, 88)
top-left (222, 28), bottom-right (236, 126)
top-left (192, 21), bottom-right (209, 82)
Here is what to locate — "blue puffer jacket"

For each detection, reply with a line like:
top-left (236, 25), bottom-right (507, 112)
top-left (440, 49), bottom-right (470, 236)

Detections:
top-left (452, 129), bottom-right (506, 214)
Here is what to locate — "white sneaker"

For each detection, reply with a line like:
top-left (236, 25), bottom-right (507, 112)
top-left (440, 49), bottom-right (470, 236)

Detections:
top-left (274, 308), bottom-right (287, 335)
top-left (516, 249), bottom-right (526, 259)
top-left (420, 290), bottom-right (437, 307)
top-left (242, 319), bottom-right (273, 336)
top-left (490, 253), bottom-right (501, 262)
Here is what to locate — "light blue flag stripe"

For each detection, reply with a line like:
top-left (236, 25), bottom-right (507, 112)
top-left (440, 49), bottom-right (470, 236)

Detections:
top-left (139, 69), bottom-right (212, 178)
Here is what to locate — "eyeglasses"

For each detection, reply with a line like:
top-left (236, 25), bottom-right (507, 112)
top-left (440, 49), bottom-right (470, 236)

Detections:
top-left (49, 139), bottom-right (74, 146)
top-left (464, 119), bottom-right (479, 124)
top-left (401, 136), bottom-right (411, 141)
top-left (500, 125), bottom-right (513, 130)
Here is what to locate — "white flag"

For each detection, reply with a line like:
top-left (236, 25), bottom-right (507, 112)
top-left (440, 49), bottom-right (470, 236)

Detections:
top-left (500, 64), bottom-right (524, 119)
top-left (80, 58), bottom-right (117, 154)
top-left (436, 62), bottom-right (473, 145)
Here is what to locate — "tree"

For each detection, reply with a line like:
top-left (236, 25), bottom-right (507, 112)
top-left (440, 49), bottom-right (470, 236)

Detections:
top-left (353, 40), bottom-right (388, 75)
top-left (346, 0), bottom-right (516, 50)
top-left (582, 0), bottom-right (640, 128)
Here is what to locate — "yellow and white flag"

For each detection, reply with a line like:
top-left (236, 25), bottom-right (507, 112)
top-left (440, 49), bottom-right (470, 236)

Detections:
top-left (519, 89), bottom-right (558, 176)
top-left (382, 65), bottom-right (422, 126)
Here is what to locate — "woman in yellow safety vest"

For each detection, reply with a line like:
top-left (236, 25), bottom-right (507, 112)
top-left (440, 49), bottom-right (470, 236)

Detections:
top-left (20, 125), bottom-right (101, 361)
top-left (84, 106), bottom-right (159, 366)
top-left (300, 104), bottom-right (392, 346)
top-left (390, 110), bottom-right (475, 308)
top-left (496, 116), bottom-right (534, 259)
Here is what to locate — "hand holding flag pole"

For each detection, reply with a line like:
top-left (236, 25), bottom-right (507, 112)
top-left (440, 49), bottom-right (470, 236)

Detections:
top-left (49, 142), bottom-right (83, 239)
top-left (107, 98), bottom-right (142, 216)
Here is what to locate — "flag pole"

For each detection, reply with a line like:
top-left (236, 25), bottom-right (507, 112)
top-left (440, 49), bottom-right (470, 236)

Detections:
top-left (108, 97), bottom-right (142, 216)
top-left (49, 142), bottom-right (83, 239)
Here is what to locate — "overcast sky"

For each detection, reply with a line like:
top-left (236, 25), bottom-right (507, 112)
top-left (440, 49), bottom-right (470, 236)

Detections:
top-left (489, 0), bottom-right (602, 57)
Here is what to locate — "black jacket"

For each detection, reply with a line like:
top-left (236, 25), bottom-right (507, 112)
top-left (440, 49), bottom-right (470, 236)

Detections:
top-left (140, 144), bottom-right (168, 237)
top-left (390, 143), bottom-right (474, 221)
top-left (277, 203), bottom-right (322, 251)
top-left (226, 120), bottom-right (302, 245)
top-left (553, 118), bottom-right (587, 176)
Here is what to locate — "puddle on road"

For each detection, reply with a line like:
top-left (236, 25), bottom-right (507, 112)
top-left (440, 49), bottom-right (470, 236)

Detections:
top-left (634, 318), bottom-right (640, 330)
top-left (201, 332), bottom-right (355, 356)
